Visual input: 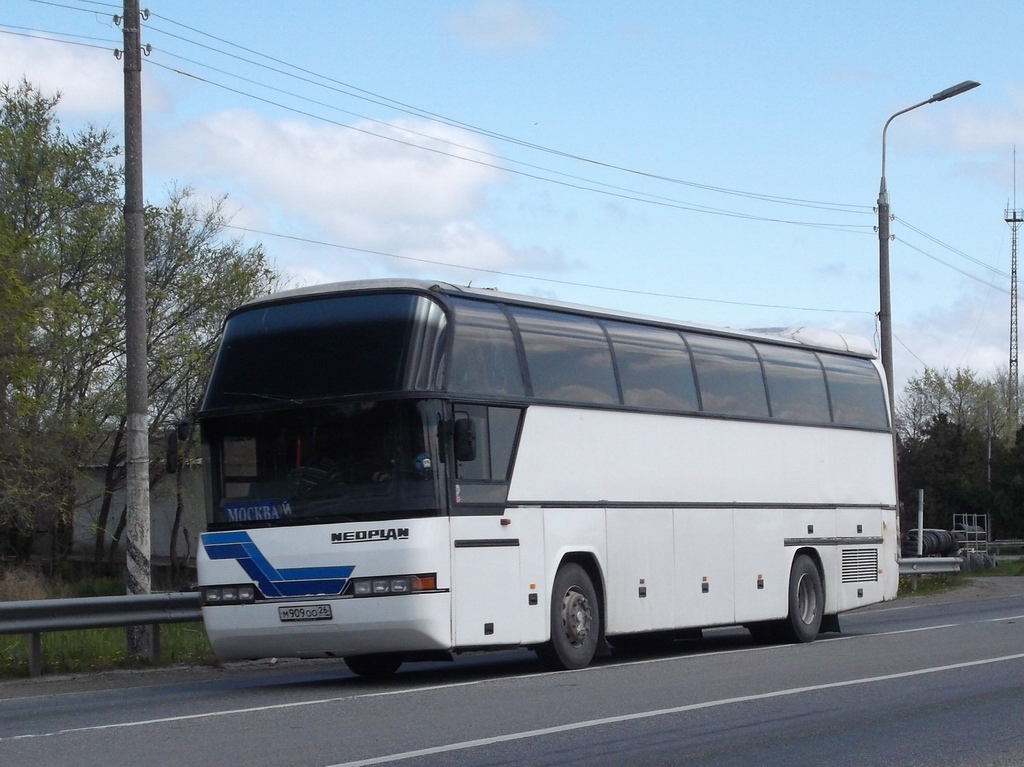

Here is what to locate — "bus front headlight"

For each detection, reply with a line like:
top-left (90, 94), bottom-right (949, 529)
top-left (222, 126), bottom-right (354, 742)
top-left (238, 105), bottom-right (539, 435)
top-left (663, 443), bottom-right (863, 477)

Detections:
top-left (345, 573), bottom-right (437, 597)
top-left (202, 584), bottom-right (258, 605)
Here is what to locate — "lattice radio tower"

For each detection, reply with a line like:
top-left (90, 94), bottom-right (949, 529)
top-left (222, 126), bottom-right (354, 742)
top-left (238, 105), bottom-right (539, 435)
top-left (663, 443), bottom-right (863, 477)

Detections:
top-left (1007, 151), bottom-right (1023, 425)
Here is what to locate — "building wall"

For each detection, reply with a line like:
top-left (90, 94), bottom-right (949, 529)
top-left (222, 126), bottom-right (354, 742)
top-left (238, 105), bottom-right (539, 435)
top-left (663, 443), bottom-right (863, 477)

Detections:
top-left (72, 465), bottom-right (206, 564)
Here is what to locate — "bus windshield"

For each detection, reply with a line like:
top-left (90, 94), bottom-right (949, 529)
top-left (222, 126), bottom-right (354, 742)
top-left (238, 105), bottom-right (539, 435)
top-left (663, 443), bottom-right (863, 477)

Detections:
top-left (203, 399), bottom-right (444, 528)
top-left (202, 292), bottom-right (447, 412)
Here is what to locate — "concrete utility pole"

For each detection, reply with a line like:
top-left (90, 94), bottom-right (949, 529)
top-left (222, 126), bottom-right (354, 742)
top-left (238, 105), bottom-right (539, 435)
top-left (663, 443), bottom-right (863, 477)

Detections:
top-left (120, 0), bottom-right (152, 658)
top-left (877, 80), bottom-right (980, 421)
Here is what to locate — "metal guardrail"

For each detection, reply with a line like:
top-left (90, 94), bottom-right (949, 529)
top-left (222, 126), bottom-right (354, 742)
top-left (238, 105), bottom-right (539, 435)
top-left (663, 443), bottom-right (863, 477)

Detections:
top-left (989, 540), bottom-right (1024, 555)
top-left (1, 546), bottom-right (1016, 677)
top-left (898, 557), bottom-right (962, 575)
top-left (0, 592), bottom-right (202, 677)
top-left (899, 540), bottom-right (1023, 576)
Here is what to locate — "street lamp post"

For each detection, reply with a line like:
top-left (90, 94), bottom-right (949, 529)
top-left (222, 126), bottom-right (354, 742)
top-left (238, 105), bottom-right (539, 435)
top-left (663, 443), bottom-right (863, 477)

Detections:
top-left (878, 80), bottom-right (980, 419)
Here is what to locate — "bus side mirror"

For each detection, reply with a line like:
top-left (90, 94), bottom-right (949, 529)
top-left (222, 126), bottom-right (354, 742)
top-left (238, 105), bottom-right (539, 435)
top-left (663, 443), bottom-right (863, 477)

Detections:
top-left (166, 419), bottom-right (192, 474)
top-left (454, 418), bottom-right (477, 462)
top-left (165, 429), bottom-right (179, 474)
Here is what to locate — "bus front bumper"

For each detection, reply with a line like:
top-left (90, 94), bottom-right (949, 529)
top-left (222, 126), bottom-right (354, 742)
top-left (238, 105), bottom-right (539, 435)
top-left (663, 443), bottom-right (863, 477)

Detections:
top-left (201, 591), bottom-right (452, 661)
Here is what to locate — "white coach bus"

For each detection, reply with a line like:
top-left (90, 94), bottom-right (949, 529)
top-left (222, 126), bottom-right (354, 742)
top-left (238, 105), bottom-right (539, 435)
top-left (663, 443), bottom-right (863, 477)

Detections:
top-left (195, 279), bottom-right (898, 676)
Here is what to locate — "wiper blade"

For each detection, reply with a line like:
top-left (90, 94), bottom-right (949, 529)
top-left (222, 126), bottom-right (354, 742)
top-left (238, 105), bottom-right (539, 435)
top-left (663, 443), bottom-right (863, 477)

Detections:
top-left (222, 391), bottom-right (303, 405)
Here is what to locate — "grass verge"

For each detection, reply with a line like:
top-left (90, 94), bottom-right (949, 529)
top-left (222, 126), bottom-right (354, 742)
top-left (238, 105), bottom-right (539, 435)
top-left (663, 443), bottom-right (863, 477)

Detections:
top-left (970, 556), bottom-right (1024, 577)
top-left (897, 573), bottom-right (961, 597)
top-left (0, 622), bottom-right (216, 678)
top-left (897, 556), bottom-right (1024, 598)
top-left (1, 566), bottom-right (216, 679)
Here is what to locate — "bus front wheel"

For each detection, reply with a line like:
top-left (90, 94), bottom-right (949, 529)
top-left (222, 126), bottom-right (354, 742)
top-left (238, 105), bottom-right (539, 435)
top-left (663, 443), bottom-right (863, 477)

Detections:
top-left (344, 653), bottom-right (403, 678)
top-left (783, 555), bottom-right (823, 643)
top-left (537, 563), bottom-right (601, 670)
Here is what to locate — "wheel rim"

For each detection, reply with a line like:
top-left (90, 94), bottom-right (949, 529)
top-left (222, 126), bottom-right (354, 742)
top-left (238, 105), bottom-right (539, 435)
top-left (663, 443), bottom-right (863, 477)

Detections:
top-left (796, 573), bottom-right (818, 626)
top-left (560, 586), bottom-right (592, 647)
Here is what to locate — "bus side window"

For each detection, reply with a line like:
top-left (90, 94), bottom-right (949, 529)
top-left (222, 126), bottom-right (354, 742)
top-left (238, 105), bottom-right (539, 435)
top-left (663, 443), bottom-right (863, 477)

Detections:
top-left (454, 405), bottom-right (522, 503)
top-left (685, 334), bottom-right (769, 418)
top-left (819, 354), bottom-right (890, 429)
top-left (510, 307), bottom-right (618, 405)
top-left (448, 300), bottom-right (526, 397)
top-left (756, 344), bottom-right (831, 424)
top-left (605, 321), bottom-right (699, 412)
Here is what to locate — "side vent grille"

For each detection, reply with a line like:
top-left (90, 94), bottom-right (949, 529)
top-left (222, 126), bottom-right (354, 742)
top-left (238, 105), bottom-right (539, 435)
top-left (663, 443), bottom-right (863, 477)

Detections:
top-left (842, 549), bottom-right (878, 583)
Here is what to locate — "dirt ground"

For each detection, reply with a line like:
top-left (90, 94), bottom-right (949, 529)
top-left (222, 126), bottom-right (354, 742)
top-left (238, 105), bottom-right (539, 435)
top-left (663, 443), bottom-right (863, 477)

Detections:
top-left (898, 574), bottom-right (1024, 606)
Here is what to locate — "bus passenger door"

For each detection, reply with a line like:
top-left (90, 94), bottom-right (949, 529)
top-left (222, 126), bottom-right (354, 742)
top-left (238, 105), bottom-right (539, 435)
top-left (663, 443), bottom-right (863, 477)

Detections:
top-left (451, 518), bottom-right (521, 646)
top-left (448, 404), bottom-right (525, 647)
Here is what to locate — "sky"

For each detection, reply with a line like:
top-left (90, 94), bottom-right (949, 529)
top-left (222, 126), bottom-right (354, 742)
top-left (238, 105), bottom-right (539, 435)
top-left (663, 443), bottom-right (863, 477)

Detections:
top-left (2, 0), bottom-right (1022, 396)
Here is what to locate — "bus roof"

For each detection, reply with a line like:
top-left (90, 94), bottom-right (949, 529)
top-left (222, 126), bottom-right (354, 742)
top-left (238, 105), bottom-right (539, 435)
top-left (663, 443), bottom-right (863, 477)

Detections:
top-left (236, 278), bottom-right (877, 358)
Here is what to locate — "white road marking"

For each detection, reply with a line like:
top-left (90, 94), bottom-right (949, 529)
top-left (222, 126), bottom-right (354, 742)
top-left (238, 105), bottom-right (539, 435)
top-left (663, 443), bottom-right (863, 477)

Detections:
top-left (325, 651), bottom-right (1024, 767)
top-left (2, 611), bottom-right (1022, 744)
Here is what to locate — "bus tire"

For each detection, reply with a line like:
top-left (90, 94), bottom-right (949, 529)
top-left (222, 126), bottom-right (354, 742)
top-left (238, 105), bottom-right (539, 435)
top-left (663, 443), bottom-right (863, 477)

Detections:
top-left (783, 555), bottom-right (823, 643)
top-left (344, 653), bottom-right (403, 678)
top-left (537, 563), bottom-right (600, 670)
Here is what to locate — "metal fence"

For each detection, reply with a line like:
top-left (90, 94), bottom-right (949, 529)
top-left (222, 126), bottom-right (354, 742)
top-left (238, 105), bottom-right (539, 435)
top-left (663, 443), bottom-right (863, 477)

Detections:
top-left (0, 592), bottom-right (202, 676)
top-left (4, 543), bottom-right (1022, 677)
top-left (898, 557), bottom-right (961, 575)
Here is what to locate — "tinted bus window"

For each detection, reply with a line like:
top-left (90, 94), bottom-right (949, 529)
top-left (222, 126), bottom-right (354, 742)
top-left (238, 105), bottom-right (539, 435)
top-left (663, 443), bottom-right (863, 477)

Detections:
top-left (452, 404), bottom-right (523, 506)
top-left (757, 344), bottom-right (831, 424)
top-left (449, 300), bottom-right (525, 397)
top-left (511, 308), bottom-right (619, 405)
top-left (820, 354), bottom-right (889, 429)
top-left (606, 322), bottom-right (699, 411)
top-left (204, 294), bottom-right (446, 410)
top-left (686, 335), bottom-right (769, 418)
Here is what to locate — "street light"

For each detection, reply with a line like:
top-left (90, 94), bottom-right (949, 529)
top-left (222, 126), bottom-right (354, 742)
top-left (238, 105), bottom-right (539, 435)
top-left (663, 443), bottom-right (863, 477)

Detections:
top-left (877, 80), bottom-right (980, 419)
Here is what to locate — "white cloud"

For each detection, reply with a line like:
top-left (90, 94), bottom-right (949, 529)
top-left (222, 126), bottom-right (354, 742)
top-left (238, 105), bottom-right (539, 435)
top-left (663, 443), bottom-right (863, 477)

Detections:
top-left (0, 34), bottom-right (124, 115)
top-left (153, 110), bottom-right (568, 281)
top-left (159, 112), bottom-right (499, 223)
top-left (894, 283), bottom-right (1011, 390)
top-left (0, 33), bottom-right (171, 121)
top-left (446, 1), bottom-right (555, 54)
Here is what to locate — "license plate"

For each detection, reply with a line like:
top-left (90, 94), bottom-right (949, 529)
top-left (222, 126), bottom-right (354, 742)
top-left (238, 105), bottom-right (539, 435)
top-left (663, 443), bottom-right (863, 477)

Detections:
top-left (278, 604), bottom-right (332, 622)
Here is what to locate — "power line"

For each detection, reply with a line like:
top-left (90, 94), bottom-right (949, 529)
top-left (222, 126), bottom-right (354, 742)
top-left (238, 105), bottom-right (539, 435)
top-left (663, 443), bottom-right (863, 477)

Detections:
top-left (150, 47), bottom-right (793, 215)
top-left (26, 0), bottom-right (120, 13)
top-left (959, 280), bottom-right (999, 368)
top-left (894, 237), bottom-right (1010, 293)
top-left (150, 46), bottom-right (875, 226)
top-left (6, 22), bottom-right (873, 230)
top-left (893, 332), bottom-right (930, 369)
top-left (17, 11), bottom-right (874, 224)
top-left (15, 22), bottom-right (1000, 299)
top-left (0, 25), bottom-right (116, 51)
top-left (896, 216), bottom-right (1008, 278)
top-left (146, 57), bottom-right (873, 232)
top-left (144, 11), bottom-right (872, 215)
top-left (223, 224), bottom-right (874, 316)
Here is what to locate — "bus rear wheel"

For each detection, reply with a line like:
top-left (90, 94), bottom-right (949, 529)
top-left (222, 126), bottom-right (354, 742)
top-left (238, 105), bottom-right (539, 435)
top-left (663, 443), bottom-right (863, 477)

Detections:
top-left (783, 555), bottom-right (823, 643)
top-left (344, 653), bottom-right (403, 678)
top-left (537, 563), bottom-right (601, 671)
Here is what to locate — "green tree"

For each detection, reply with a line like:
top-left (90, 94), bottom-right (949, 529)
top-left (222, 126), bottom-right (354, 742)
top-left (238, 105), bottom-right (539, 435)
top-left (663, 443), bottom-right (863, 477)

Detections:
top-left (0, 81), bottom-right (279, 569)
top-left (89, 188), bottom-right (279, 570)
top-left (897, 367), bottom-right (1023, 539)
top-left (0, 80), bottom-right (124, 560)
top-left (895, 367), bottom-right (1004, 442)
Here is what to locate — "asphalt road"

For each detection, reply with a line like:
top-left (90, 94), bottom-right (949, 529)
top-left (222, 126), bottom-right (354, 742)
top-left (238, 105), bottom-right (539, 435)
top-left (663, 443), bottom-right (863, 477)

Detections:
top-left (2, 578), bottom-right (1023, 767)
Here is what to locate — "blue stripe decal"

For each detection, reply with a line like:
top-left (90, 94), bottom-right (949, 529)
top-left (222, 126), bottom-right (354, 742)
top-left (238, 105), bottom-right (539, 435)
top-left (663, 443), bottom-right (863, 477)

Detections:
top-left (202, 531), bottom-right (354, 598)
